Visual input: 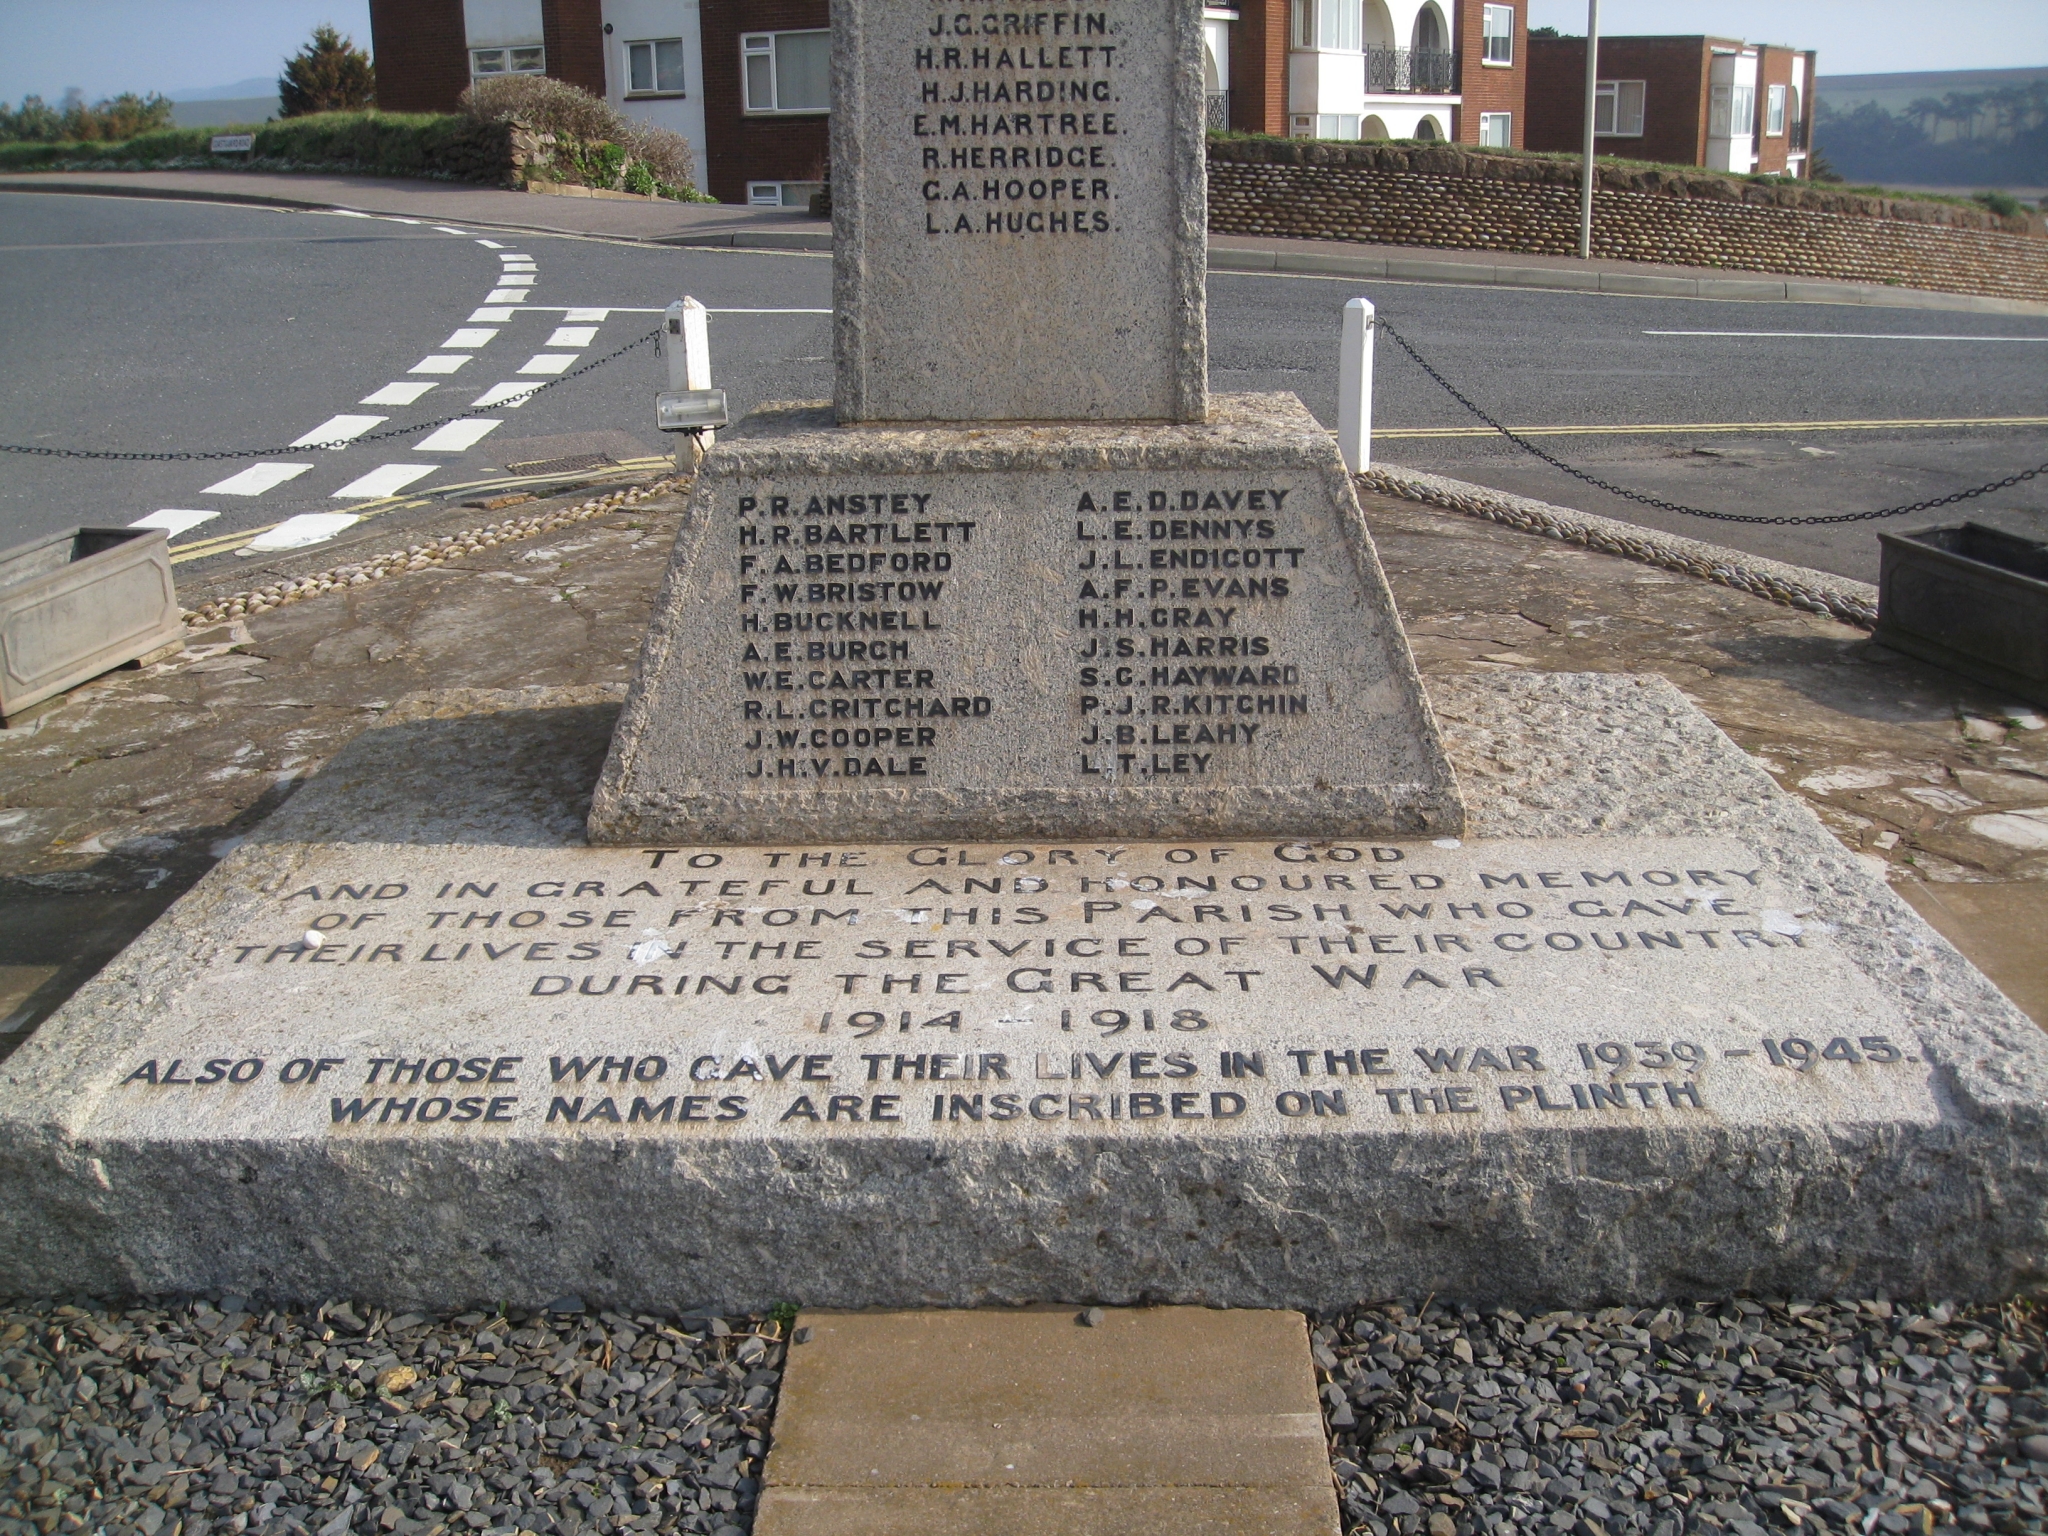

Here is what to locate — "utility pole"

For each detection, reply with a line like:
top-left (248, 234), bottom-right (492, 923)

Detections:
top-left (1578, 0), bottom-right (1600, 259)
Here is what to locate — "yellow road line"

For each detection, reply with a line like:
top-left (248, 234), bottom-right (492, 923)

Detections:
top-left (167, 459), bottom-right (673, 565)
top-left (1375, 415), bottom-right (2048, 440)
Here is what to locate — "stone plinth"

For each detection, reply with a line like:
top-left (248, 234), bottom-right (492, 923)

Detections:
top-left (3, 675), bottom-right (2044, 1309)
top-left (831, 0), bottom-right (1207, 422)
top-left (588, 394), bottom-right (1462, 845)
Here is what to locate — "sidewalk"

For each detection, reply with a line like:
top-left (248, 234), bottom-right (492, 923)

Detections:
top-left (2, 470), bottom-right (2042, 1048)
top-left (7, 167), bottom-right (2044, 313)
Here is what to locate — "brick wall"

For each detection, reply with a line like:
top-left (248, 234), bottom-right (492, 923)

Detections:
top-left (542, 0), bottom-right (608, 97)
top-left (1204, 140), bottom-right (2048, 302)
top-left (699, 0), bottom-right (830, 202)
top-left (1526, 36), bottom-right (1712, 169)
top-left (368, 0), bottom-right (471, 113)
top-left (1231, 0), bottom-right (1290, 137)
top-left (1752, 46), bottom-right (1797, 175)
top-left (1453, 0), bottom-right (1524, 146)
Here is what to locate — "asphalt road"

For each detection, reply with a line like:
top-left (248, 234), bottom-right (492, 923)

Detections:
top-left (2, 190), bottom-right (2044, 583)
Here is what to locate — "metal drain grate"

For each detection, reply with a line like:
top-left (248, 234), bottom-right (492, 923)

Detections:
top-left (505, 451), bottom-right (617, 478)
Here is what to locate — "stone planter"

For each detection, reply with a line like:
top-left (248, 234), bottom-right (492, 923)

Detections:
top-left (1875, 522), bottom-right (2048, 707)
top-left (0, 526), bottom-right (183, 721)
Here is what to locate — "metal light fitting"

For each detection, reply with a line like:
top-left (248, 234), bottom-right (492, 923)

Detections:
top-left (656, 388), bottom-right (729, 432)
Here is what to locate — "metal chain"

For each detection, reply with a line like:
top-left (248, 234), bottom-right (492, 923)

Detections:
top-left (0, 330), bottom-right (660, 463)
top-left (1375, 317), bottom-right (2046, 527)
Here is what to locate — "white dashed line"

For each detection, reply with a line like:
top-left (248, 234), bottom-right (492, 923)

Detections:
top-left (291, 414), bottom-right (388, 448)
top-left (434, 226), bottom-right (469, 235)
top-left (543, 327), bottom-right (599, 348)
top-left (414, 419), bottom-right (503, 453)
top-left (410, 355), bottom-right (474, 374)
top-left (329, 210), bottom-right (374, 219)
top-left (361, 381), bottom-right (439, 406)
top-left (130, 509), bottom-right (219, 537)
top-left (485, 289), bottom-right (530, 303)
top-left (705, 308), bottom-right (834, 314)
top-left (476, 238), bottom-right (504, 249)
top-left (562, 307), bottom-right (611, 322)
top-left (332, 464), bottom-right (438, 499)
top-left (517, 354), bottom-right (579, 375)
top-left (468, 307), bottom-right (516, 323)
top-left (204, 462), bottom-right (314, 496)
top-left (245, 512), bottom-right (361, 551)
top-left (442, 328), bottom-right (501, 348)
top-left (472, 383), bottom-right (541, 408)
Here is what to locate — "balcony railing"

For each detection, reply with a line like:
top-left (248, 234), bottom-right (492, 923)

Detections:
top-left (1788, 117), bottom-right (1808, 150)
top-left (1365, 46), bottom-right (1458, 94)
top-left (1205, 90), bottom-right (1231, 132)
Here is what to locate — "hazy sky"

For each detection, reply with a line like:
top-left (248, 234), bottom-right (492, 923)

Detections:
top-left (0, 0), bottom-right (2041, 102)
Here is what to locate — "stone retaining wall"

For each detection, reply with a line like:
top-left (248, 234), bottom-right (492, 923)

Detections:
top-left (1206, 140), bottom-right (2048, 302)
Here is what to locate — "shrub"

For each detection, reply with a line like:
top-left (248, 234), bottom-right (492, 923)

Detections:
top-left (281, 25), bottom-right (376, 116)
top-left (1973, 190), bottom-right (2023, 218)
top-left (0, 89), bottom-right (173, 143)
top-left (460, 73), bottom-right (698, 196)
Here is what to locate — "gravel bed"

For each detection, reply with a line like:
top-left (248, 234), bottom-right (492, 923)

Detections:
top-left (1315, 1297), bottom-right (2048, 1536)
top-left (0, 1296), bottom-right (783, 1536)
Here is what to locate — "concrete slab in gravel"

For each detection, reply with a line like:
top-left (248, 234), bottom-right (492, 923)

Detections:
top-left (589, 395), bottom-right (1461, 844)
top-left (2, 671), bottom-right (2044, 1309)
top-left (755, 1307), bottom-right (1338, 1536)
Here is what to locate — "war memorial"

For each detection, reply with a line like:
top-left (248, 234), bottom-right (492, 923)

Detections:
top-left (0, 0), bottom-right (2043, 1316)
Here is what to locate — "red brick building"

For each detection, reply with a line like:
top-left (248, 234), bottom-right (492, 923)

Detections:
top-left (1525, 34), bottom-right (1815, 176)
top-left (1220, 0), bottom-right (1526, 146)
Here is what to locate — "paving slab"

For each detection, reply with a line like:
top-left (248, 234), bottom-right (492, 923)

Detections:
top-left (754, 1307), bottom-right (1338, 1536)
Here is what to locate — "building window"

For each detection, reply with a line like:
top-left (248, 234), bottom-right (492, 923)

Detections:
top-left (626, 38), bottom-right (685, 96)
top-left (1478, 112), bottom-right (1511, 147)
top-left (741, 31), bottom-right (831, 113)
top-left (1481, 5), bottom-right (1514, 65)
top-left (1291, 0), bottom-right (1360, 52)
top-left (471, 45), bottom-right (544, 79)
top-left (1712, 82), bottom-right (1755, 138)
top-left (747, 180), bottom-right (823, 208)
top-left (1766, 82), bottom-right (1786, 135)
top-left (1593, 80), bottom-right (1645, 136)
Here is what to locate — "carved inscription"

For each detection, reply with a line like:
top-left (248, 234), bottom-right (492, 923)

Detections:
top-left (735, 490), bottom-right (985, 781)
top-left (915, 6), bottom-right (1121, 238)
top-left (109, 839), bottom-right (1937, 1139)
top-left (1073, 487), bottom-right (1309, 778)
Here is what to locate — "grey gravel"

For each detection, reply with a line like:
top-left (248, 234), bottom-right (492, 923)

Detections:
top-left (0, 1295), bottom-right (785, 1536)
top-left (1315, 1297), bottom-right (2048, 1536)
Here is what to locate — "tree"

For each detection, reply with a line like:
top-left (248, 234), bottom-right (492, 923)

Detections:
top-left (279, 25), bottom-right (375, 117)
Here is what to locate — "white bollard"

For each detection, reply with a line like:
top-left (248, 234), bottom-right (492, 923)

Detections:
top-left (1338, 296), bottom-right (1375, 473)
top-left (663, 297), bottom-right (716, 467)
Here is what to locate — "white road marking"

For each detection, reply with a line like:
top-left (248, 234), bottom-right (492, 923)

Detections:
top-left (414, 419), bottom-right (503, 453)
top-left (706, 308), bottom-right (834, 314)
top-left (387, 217), bottom-right (424, 225)
top-left (500, 254), bottom-right (534, 264)
top-left (245, 512), bottom-right (361, 551)
top-left (130, 509), bottom-right (219, 537)
top-left (485, 289), bottom-right (530, 303)
top-left (473, 383), bottom-right (541, 408)
top-left (1642, 330), bottom-right (2048, 342)
top-left (476, 238), bottom-right (504, 248)
top-left (544, 326), bottom-right (600, 348)
top-left (433, 226), bottom-right (468, 235)
top-left (333, 464), bottom-right (438, 499)
top-left (468, 307), bottom-right (516, 323)
top-left (410, 354), bottom-right (473, 374)
top-left (517, 354), bottom-right (579, 375)
top-left (562, 307), bottom-right (611, 322)
top-left (442, 327), bottom-right (501, 348)
top-left (329, 210), bottom-right (373, 219)
top-left (291, 414), bottom-right (387, 448)
top-left (203, 462), bottom-right (314, 496)
top-left (361, 381), bottom-right (438, 406)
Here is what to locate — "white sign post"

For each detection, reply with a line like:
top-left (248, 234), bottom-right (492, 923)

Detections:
top-left (1338, 297), bottom-right (1375, 474)
top-left (662, 297), bottom-right (716, 469)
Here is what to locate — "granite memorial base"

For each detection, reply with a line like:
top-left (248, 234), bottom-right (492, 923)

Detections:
top-left (2, 673), bottom-right (2043, 1311)
top-left (589, 395), bottom-right (1462, 845)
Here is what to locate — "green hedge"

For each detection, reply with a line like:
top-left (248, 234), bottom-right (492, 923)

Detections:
top-left (0, 112), bottom-right (517, 184)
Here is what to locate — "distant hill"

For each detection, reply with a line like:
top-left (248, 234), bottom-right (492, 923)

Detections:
top-left (167, 77), bottom-right (278, 103)
top-left (1813, 67), bottom-right (2048, 190)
